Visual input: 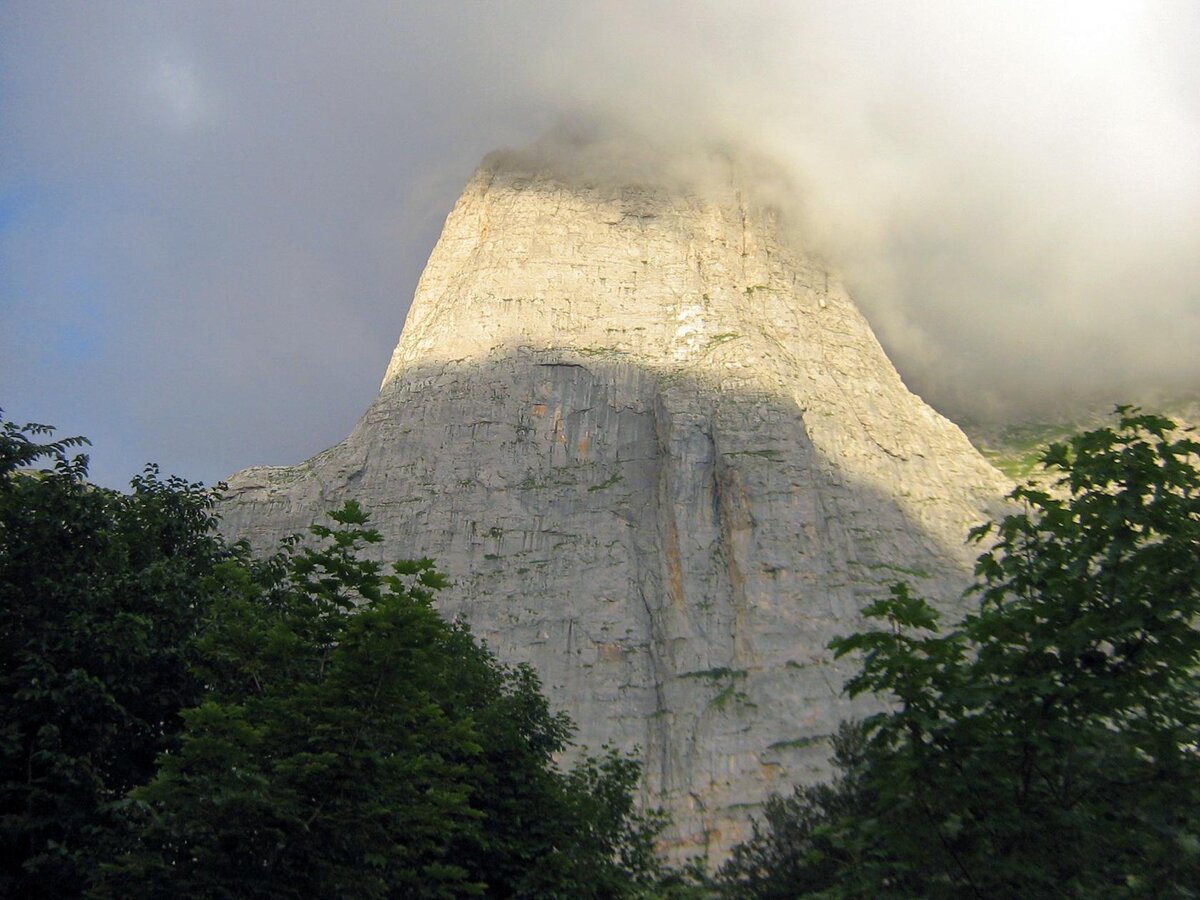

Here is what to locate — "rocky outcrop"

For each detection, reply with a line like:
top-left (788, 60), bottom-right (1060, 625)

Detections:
top-left (220, 147), bottom-right (1010, 861)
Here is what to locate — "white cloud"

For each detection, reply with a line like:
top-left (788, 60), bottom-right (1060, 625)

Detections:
top-left (147, 53), bottom-right (213, 131)
top-left (1, 0), bottom-right (1197, 486)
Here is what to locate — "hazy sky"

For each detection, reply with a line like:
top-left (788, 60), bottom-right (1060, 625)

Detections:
top-left (3, 1), bottom-right (1198, 488)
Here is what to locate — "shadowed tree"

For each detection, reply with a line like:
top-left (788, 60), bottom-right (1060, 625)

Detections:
top-left (1, 415), bottom-right (227, 898)
top-left (2, 413), bottom-right (677, 898)
top-left (720, 408), bottom-right (1200, 898)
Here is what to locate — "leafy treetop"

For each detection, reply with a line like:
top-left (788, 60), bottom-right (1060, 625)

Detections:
top-left (720, 408), bottom-right (1200, 898)
top-left (1, 412), bottom-right (684, 898)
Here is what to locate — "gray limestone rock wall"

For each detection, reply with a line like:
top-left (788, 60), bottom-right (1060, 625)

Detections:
top-left (220, 152), bottom-right (1011, 861)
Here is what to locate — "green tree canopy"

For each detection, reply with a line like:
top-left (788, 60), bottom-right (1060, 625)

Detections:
top-left (1, 413), bottom-right (675, 898)
top-left (1, 416), bottom-right (227, 897)
top-left (97, 501), bottom-right (667, 899)
top-left (721, 408), bottom-right (1200, 898)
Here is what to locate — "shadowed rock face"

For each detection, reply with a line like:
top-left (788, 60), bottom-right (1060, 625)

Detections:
top-left (220, 151), bottom-right (1010, 861)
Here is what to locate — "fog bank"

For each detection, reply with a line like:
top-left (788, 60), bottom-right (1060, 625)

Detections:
top-left (2, 2), bottom-right (1196, 485)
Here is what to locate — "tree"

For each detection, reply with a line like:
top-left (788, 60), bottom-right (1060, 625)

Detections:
top-left (0, 415), bottom-right (229, 898)
top-left (720, 408), bottom-right (1200, 897)
top-left (94, 502), bottom-right (672, 899)
top-left (2, 413), bottom-right (676, 897)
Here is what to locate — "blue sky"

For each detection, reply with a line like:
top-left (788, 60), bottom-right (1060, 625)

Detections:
top-left (2, 1), bottom-right (1197, 488)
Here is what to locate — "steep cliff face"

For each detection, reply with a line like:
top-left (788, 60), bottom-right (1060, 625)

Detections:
top-left (220, 149), bottom-right (1010, 860)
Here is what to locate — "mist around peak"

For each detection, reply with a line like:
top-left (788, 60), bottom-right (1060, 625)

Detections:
top-left (485, 92), bottom-right (1200, 425)
top-left (496, 2), bottom-right (1200, 424)
top-left (2, 2), bottom-right (1197, 485)
top-left (521, 0), bottom-right (1200, 425)
top-left (474, 119), bottom-right (791, 225)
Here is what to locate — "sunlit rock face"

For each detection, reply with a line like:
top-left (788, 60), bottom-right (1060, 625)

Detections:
top-left (220, 144), bottom-right (1009, 862)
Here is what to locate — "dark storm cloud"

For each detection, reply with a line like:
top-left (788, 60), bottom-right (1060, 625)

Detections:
top-left (2, 2), bottom-right (1197, 486)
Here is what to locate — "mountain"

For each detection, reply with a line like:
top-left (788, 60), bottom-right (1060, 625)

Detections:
top-left (219, 141), bottom-right (1010, 861)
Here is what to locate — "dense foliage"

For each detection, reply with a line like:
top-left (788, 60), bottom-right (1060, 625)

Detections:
top-left (1, 419), bottom-right (225, 897)
top-left (0, 414), bottom-right (674, 898)
top-left (720, 408), bottom-right (1200, 898)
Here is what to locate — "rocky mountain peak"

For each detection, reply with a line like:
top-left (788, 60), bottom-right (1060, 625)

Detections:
top-left (220, 141), bottom-right (1010, 861)
top-left (382, 146), bottom-right (796, 382)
